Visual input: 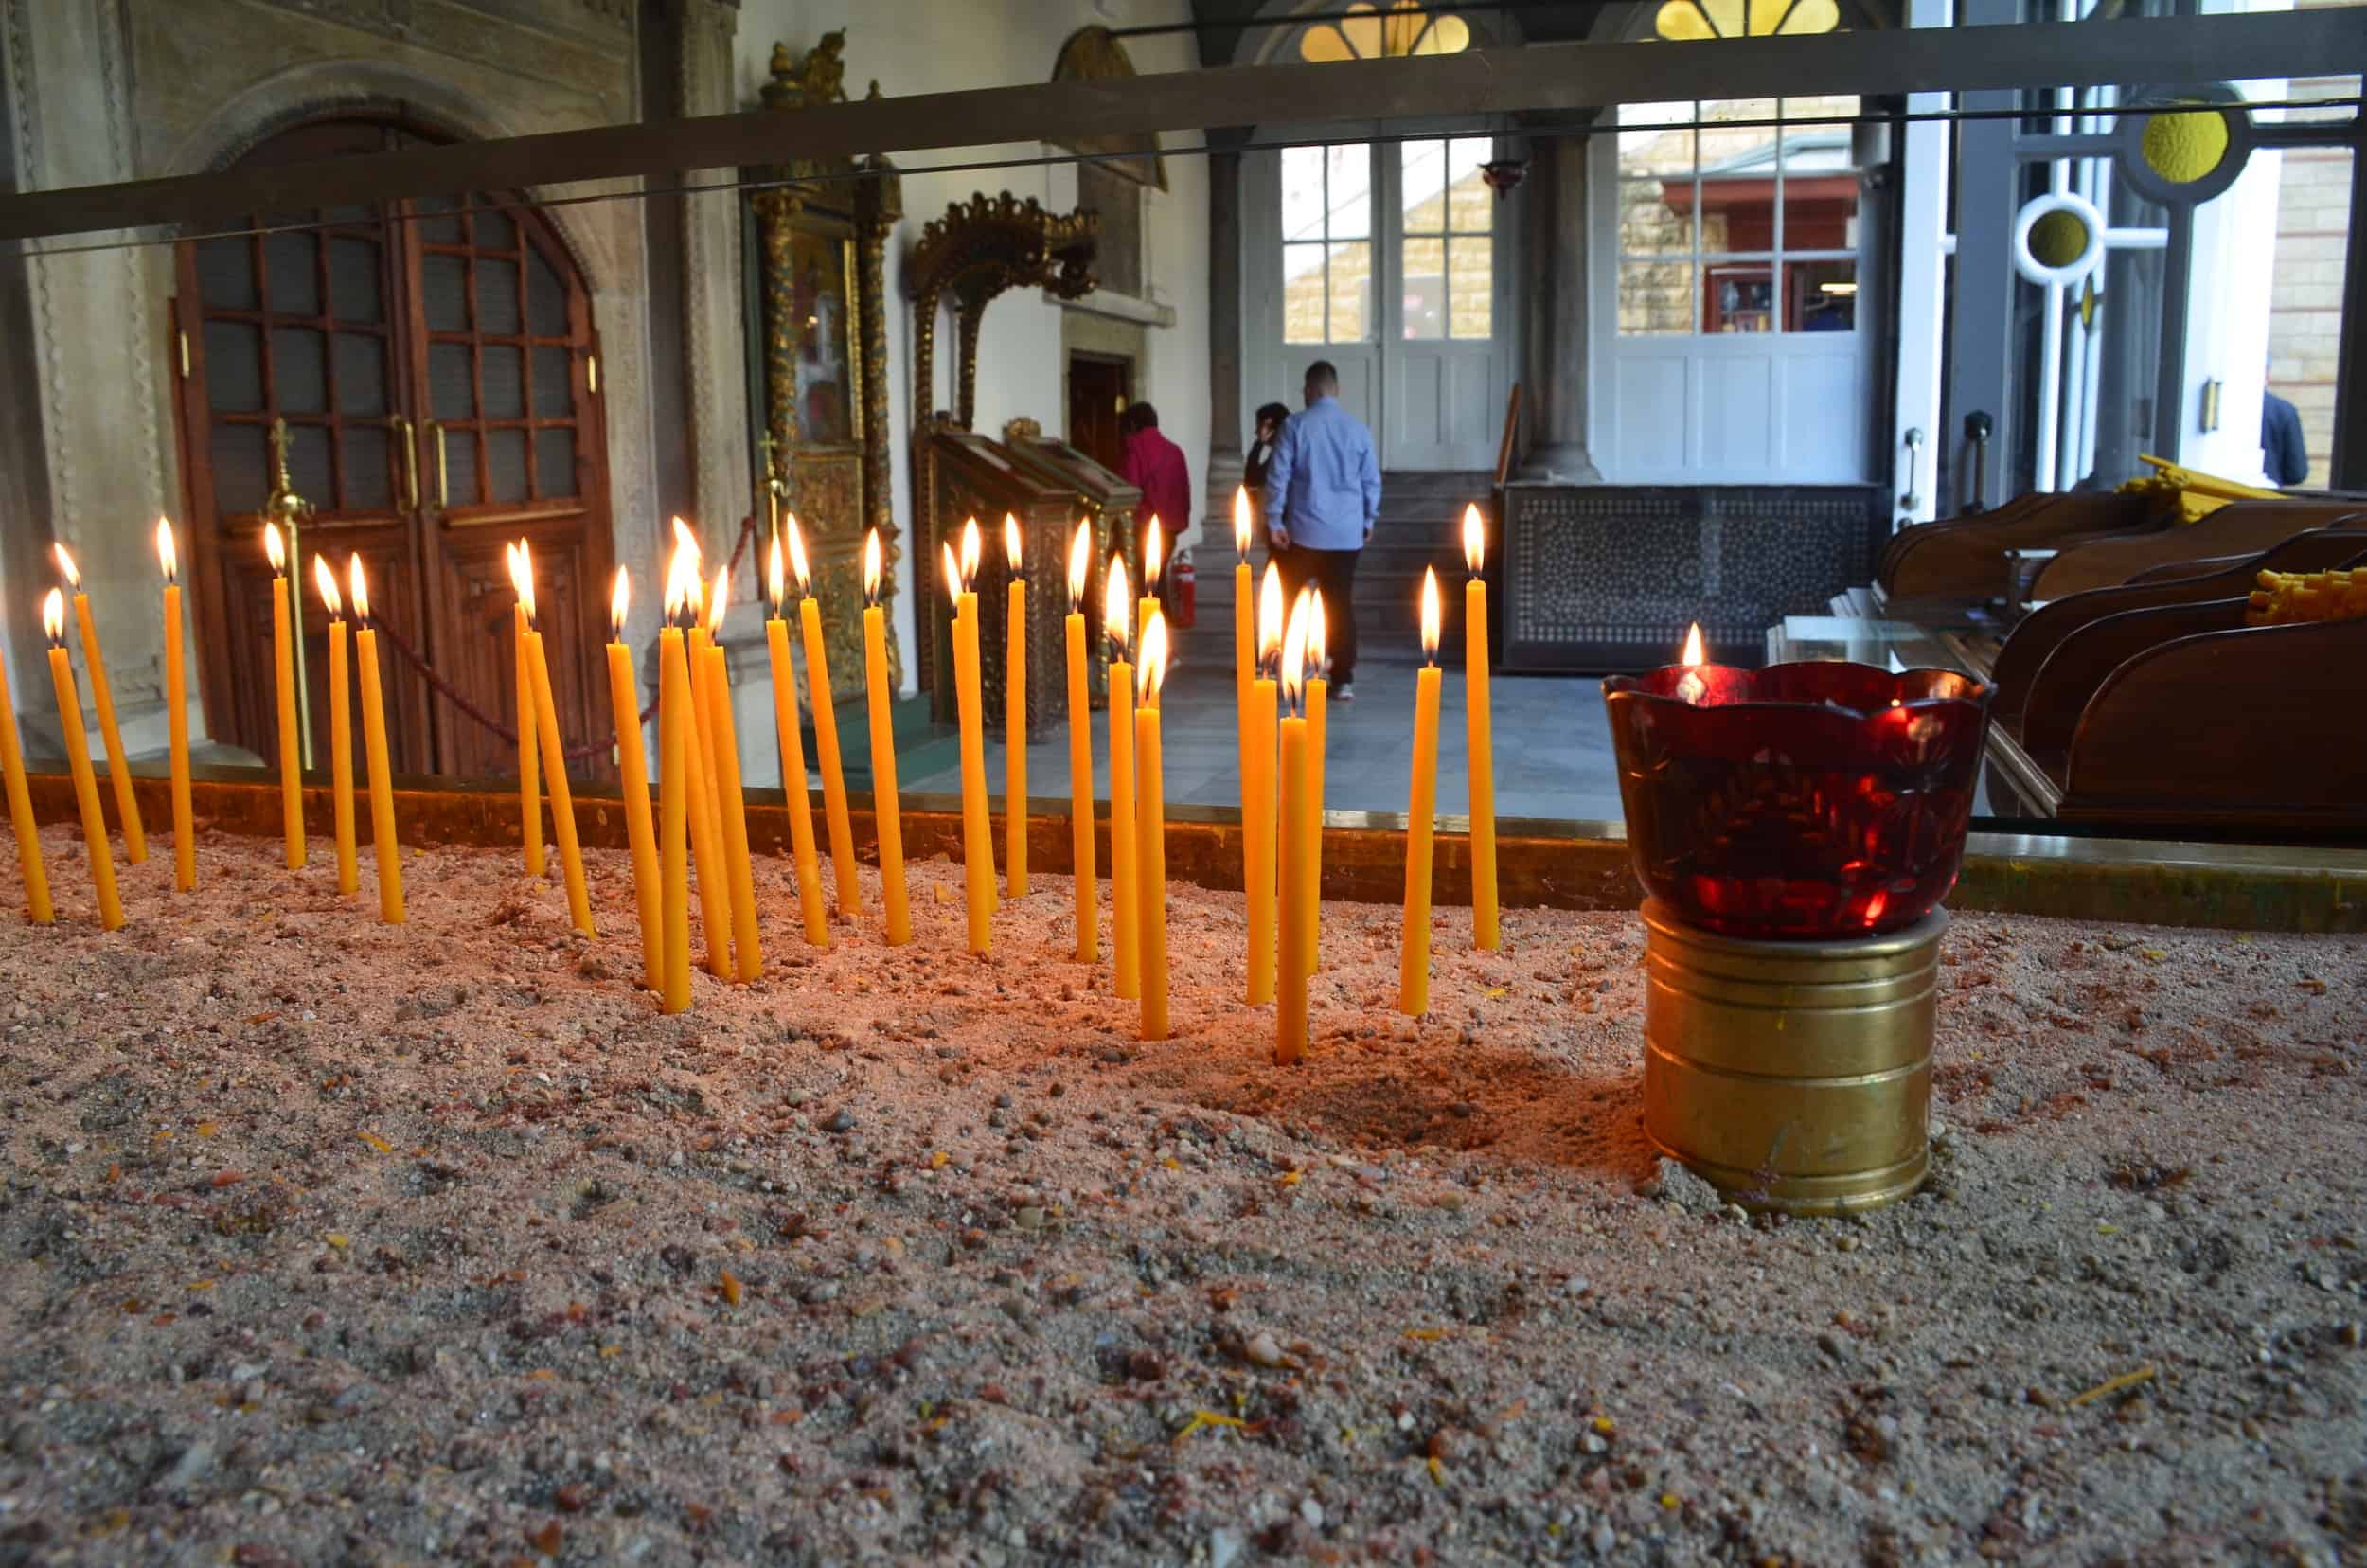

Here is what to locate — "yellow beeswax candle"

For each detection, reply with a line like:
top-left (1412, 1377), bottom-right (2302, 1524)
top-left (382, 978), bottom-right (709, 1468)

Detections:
top-left (1400, 569), bottom-right (1444, 1016)
top-left (702, 636), bottom-right (762, 983)
top-left (157, 520), bottom-right (193, 894)
top-left (954, 597), bottom-right (994, 953)
top-left (788, 517), bottom-right (861, 918)
top-left (348, 558), bottom-right (404, 925)
top-left (861, 530), bottom-right (910, 946)
top-left (1462, 504), bottom-right (1499, 951)
top-left (53, 547), bottom-right (144, 864)
top-left (1232, 487), bottom-right (1255, 724)
top-left (1244, 562), bottom-right (1283, 1007)
top-left (43, 592), bottom-right (121, 930)
top-left (1137, 520), bottom-right (1162, 677)
top-left (1275, 596), bottom-right (1314, 1065)
top-left (265, 525), bottom-right (304, 869)
top-left (0, 623), bottom-right (51, 924)
top-left (1135, 611), bottom-right (1169, 1042)
top-left (606, 570), bottom-right (662, 989)
top-left (1004, 515), bottom-right (1028, 900)
top-left (1064, 522), bottom-right (1095, 963)
top-left (765, 537), bottom-right (828, 947)
top-left (657, 621), bottom-right (692, 1012)
top-left (313, 557), bottom-right (356, 897)
top-left (512, 543), bottom-right (594, 938)
top-left (682, 649), bottom-right (733, 979)
top-left (509, 543), bottom-right (543, 879)
top-left (685, 616), bottom-right (727, 902)
top-left (1303, 586), bottom-right (1329, 974)
top-left (1104, 555), bottom-right (1138, 1000)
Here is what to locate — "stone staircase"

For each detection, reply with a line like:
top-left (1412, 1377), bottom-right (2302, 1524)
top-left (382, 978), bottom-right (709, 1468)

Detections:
top-left (1186, 470), bottom-right (1493, 662)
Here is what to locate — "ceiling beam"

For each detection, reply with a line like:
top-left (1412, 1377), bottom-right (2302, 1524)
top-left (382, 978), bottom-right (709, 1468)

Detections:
top-left (0, 9), bottom-right (2352, 243)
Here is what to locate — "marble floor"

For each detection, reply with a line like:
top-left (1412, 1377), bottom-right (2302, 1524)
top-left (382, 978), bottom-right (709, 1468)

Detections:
top-left (898, 622), bottom-right (1625, 825)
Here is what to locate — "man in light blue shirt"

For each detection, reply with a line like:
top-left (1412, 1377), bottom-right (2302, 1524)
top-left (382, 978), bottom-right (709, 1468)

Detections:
top-left (1263, 361), bottom-right (1381, 699)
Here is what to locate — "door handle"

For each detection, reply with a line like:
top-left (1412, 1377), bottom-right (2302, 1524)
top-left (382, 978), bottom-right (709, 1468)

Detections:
top-left (1962, 411), bottom-right (1994, 514)
top-left (425, 420), bottom-right (449, 508)
top-left (1899, 427), bottom-right (1925, 513)
top-left (388, 416), bottom-right (418, 511)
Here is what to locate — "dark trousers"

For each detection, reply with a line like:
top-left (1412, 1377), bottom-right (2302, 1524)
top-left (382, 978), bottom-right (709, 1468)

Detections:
top-left (1273, 543), bottom-right (1361, 684)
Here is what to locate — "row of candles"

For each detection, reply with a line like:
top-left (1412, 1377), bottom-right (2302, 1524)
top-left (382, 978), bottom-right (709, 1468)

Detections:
top-left (0, 494), bottom-right (1520, 1065)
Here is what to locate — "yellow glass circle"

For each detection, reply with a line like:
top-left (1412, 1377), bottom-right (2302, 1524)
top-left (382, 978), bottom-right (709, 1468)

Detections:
top-left (2026, 209), bottom-right (2091, 270)
top-left (2142, 107), bottom-right (2230, 186)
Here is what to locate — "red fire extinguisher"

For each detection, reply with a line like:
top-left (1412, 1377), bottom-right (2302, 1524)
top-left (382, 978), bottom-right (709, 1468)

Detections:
top-left (1168, 551), bottom-right (1198, 630)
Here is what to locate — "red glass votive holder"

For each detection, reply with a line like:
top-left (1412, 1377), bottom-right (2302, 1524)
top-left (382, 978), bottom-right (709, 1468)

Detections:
top-left (1601, 662), bottom-right (1993, 939)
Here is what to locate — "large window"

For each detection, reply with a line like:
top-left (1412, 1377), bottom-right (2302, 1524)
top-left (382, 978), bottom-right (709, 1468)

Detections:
top-left (1398, 137), bottom-right (1495, 341)
top-left (1281, 144), bottom-right (1373, 344)
top-left (1615, 98), bottom-right (1863, 336)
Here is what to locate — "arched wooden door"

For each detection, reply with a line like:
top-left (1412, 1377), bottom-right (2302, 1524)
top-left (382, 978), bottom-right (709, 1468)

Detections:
top-left (169, 115), bottom-right (614, 782)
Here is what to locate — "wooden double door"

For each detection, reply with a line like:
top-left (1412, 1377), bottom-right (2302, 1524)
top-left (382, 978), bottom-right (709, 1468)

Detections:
top-left (169, 116), bottom-right (614, 783)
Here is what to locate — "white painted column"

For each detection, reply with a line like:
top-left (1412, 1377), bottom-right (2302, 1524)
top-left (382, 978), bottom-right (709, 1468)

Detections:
top-left (1891, 0), bottom-right (1952, 525)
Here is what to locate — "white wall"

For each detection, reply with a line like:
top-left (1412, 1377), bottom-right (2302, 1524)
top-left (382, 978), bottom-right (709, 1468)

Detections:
top-left (734, 1), bottom-right (1211, 687)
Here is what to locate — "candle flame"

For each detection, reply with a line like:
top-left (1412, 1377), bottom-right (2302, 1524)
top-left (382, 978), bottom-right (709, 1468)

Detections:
top-left (663, 559), bottom-right (684, 626)
top-left (787, 513), bottom-right (812, 596)
top-left (1003, 513), bottom-right (1023, 575)
top-left (40, 588), bottom-right (63, 645)
top-left (708, 563), bottom-right (729, 635)
top-left (670, 515), bottom-right (702, 570)
top-left (1138, 608), bottom-right (1168, 705)
top-left (312, 553), bottom-right (342, 617)
top-left (1462, 502), bottom-right (1485, 579)
top-left (1232, 487), bottom-right (1251, 560)
top-left (508, 539), bottom-right (537, 625)
top-left (1103, 553), bottom-right (1132, 661)
top-left (1419, 567), bottom-right (1442, 663)
top-left (1308, 589), bottom-right (1327, 676)
top-left (51, 543), bottom-right (80, 593)
top-left (262, 521), bottom-right (286, 575)
top-left (347, 554), bottom-right (371, 623)
top-left (1256, 561), bottom-right (1284, 672)
top-left (863, 528), bottom-right (883, 607)
top-left (1281, 588), bottom-right (1312, 709)
top-left (959, 517), bottom-right (982, 591)
top-left (1681, 622), bottom-right (1706, 667)
top-left (767, 533), bottom-right (787, 614)
top-left (1142, 522), bottom-right (1164, 590)
top-left (611, 566), bottom-right (630, 643)
top-left (155, 518), bottom-right (177, 585)
top-left (1067, 520), bottom-right (1091, 612)
top-left (667, 540), bottom-right (697, 629)
top-left (941, 542), bottom-right (962, 610)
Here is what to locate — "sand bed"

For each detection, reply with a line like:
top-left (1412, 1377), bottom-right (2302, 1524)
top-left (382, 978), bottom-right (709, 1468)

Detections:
top-left (0, 826), bottom-right (2362, 1564)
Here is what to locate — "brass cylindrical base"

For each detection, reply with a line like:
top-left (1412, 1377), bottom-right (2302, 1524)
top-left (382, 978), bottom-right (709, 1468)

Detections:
top-left (1641, 899), bottom-right (1944, 1216)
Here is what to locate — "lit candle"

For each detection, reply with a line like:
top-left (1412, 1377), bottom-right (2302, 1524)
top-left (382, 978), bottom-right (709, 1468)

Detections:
top-left (510, 543), bottom-right (595, 937)
top-left (1462, 504), bottom-right (1499, 952)
top-left (671, 543), bottom-right (732, 977)
top-left (1003, 515), bottom-right (1028, 900)
top-left (312, 556), bottom-right (356, 897)
top-left (42, 591), bottom-right (121, 930)
top-left (0, 606), bottom-right (51, 924)
top-left (1244, 564), bottom-right (1282, 1007)
top-left (859, 530), bottom-right (911, 945)
top-left (1275, 592), bottom-right (1313, 1065)
top-left (765, 535), bottom-right (829, 948)
top-left (949, 521), bottom-right (994, 954)
top-left (605, 569), bottom-right (663, 988)
top-left (1400, 568), bottom-right (1444, 1017)
top-left (347, 557), bottom-right (405, 924)
top-left (157, 520), bottom-right (193, 893)
top-left (508, 541), bottom-right (543, 880)
top-left (790, 516), bottom-right (862, 918)
top-left (1138, 520), bottom-right (1163, 666)
top-left (702, 563), bottom-right (762, 982)
top-left (1104, 554), bottom-right (1138, 1000)
top-left (1063, 522), bottom-right (1096, 962)
top-left (1232, 486), bottom-right (1255, 737)
top-left (1135, 609), bottom-right (1170, 1042)
top-left (52, 545), bottom-right (144, 864)
top-left (657, 570), bottom-right (693, 1012)
top-left (1302, 589), bottom-right (1328, 976)
top-left (1676, 622), bottom-right (1708, 704)
top-left (264, 523), bottom-right (304, 869)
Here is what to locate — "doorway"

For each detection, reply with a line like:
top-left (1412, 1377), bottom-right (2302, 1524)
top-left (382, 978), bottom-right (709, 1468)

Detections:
top-left (169, 115), bottom-right (614, 782)
top-left (1067, 351), bottom-right (1132, 472)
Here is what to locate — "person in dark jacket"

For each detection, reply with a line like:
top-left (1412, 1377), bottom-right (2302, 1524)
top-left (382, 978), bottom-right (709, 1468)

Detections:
top-left (1243, 402), bottom-right (1292, 497)
top-left (2262, 388), bottom-right (2308, 488)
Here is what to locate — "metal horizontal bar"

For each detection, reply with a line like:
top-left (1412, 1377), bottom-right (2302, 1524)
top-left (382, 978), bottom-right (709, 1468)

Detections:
top-left (0, 10), bottom-right (2353, 243)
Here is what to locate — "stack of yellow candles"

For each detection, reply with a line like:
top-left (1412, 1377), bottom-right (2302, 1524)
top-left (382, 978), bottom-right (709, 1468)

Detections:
top-left (945, 520), bottom-right (994, 954)
top-left (1064, 521), bottom-right (1096, 963)
top-left (860, 528), bottom-right (912, 945)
